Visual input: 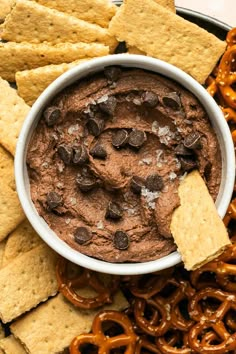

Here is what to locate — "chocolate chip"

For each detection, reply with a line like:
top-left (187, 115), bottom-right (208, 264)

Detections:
top-left (43, 106), bottom-right (61, 126)
top-left (130, 176), bottom-right (146, 194)
top-left (162, 92), bottom-right (181, 110)
top-left (87, 117), bottom-right (105, 137)
top-left (46, 191), bottom-right (62, 209)
top-left (174, 143), bottom-right (192, 156)
top-left (104, 66), bottom-right (122, 82)
top-left (146, 174), bottom-right (164, 192)
top-left (142, 91), bottom-right (159, 107)
top-left (105, 202), bottom-right (123, 220)
top-left (90, 143), bottom-right (107, 159)
top-left (76, 175), bottom-right (97, 192)
top-left (183, 132), bottom-right (202, 149)
top-left (74, 227), bottom-right (92, 245)
top-left (58, 145), bottom-right (73, 164)
top-left (99, 96), bottom-right (117, 116)
top-left (112, 129), bottom-right (129, 148)
top-left (113, 230), bottom-right (129, 250)
top-left (128, 129), bottom-right (147, 149)
top-left (73, 145), bottom-right (89, 165)
top-left (179, 157), bottom-right (197, 171)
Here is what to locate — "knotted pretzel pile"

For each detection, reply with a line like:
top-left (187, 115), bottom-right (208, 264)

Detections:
top-left (56, 241), bottom-right (236, 354)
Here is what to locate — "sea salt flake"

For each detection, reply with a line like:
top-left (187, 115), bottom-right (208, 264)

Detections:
top-left (152, 120), bottom-right (159, 133)
top-left (70, 197), bottom-right (77, 206)
top-left (97, 94), bottom-right (109, 104)
top-left (169, 172), bottom-right (177, 180)
top-left (41, 162), bottom-right (49, 169)
top-left (65, 218), bottom-right (71, 225)
top-left (97, 220), bottom-right (104, 230)
top-left (57, 161), bottom-right (64, 173)
top-left (179, 172), bottom-right (187, 181)
top-left (158, 126), bottom-right (170, 136)
top-left (133, 98), bottom-right (142, 106)
top-left (141, 187), bottom-right (160, 209)
top-left (139, 157), bottom-right (152, 165)
top-left (68, 124), bottom-right (79, 135)
top-left (56, 182), bottom-right (64, 189)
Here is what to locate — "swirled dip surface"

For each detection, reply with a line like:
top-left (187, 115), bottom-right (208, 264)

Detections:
top-left (27, 68), bottom-right (221, 262)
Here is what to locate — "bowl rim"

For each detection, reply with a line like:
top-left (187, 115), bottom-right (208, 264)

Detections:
top-left (15, 54), bottom-right (235, 275)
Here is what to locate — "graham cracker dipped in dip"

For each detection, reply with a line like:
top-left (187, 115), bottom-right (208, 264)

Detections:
top-left (27, 67), bottom-right (222, 263)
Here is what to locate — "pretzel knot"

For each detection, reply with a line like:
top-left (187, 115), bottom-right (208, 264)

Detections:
top-left (56, 258), bottom-right (120, 309)
top-left (216, 45), bottom-right (236, 109)
top-left (69, 310), bottom-right (137, 354)
top-left (226, 28), bottom-right (236, 48)
top-left (156, 329), bottom-right (192, 354)
top-left (191, 242), bottom-right (236, 293)
top-left (188, 288), bottom-right (236, 353)
top-left (134, 279), bottom-right (195, 337)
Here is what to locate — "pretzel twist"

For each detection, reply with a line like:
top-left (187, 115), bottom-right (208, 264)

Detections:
top-left (188, 288), bottom-right (236, 353)
top-left (226, 27), bottom-right (236, 48)
top-left (191, 243), bottom-right (236, 292)
top-left (56, 258), bottom-right (119, 309)
top-left (69, 310), bottom-right (137, 354)
top-left (156, 330), bottom-right (192, 354)
top-left (134, 279), bottom-right (195, 337)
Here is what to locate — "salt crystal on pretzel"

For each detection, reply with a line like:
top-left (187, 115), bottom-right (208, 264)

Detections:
top-left (170, 170), bottom-right (231, 270)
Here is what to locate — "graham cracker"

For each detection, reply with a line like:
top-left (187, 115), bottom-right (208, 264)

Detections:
top-left (0, 41), bottom-right (109, 82)
top-left (16, 58), bottom-right (91, 106)
top-left (0, 145), bottom-right (15, 191)
top-left (0, 184), bottom-right (25, 242)
top-left (109, 0), bottom-right (226, 83)
top-left (2, 219), bottom-right (43, 267)
top-left (0, 0), bottom-right (14, 23)
top-left (34, 0), bottom-right (117, 28)
top-left (0, 77), bottom-right (30, 156)
top-left (0, 244), bottom-right (58, 323)
top-left (1, 0), bottom-right (117, 51)
top-left (11, 291), bottom-right (128, 354)
top-left (0, 336), bottom-right (26, 354)
top-left (170, 170), bottom-right (231, 271)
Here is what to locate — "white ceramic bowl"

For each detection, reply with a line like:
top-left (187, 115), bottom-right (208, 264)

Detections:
top-left (15, 54), bottom-right (235, 275)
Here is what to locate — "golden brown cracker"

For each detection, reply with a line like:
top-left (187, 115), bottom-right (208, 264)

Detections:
top-left (0, 77), bottom-right (30, 156)
top-left (0, 145), bottom-right (15, 191)
top-left (34, 0), bottom-right (117, 28)
top-left (170, 170), bottom-right (231, 271)
top-left (0, 184), bottom-right (25, 242)
top-left (0, 244), bottom-right (58, 323)
top-left (154, 0), bottom-right (175, 12)
top-left (109, 0), bottom-right (226, 83)
top-left (16, 58), bottom-right (91, 106)
top-left (0, 41), bottom-right (109, 82)
top-left (11, 292), bottom-right (128, 354)
top-left (0, 336), bottom-right (26, 354)
top-left (1, 0), bottom-right (117, 51)
top-left (2, 219), bottom-right (43, 266)
top-left (0, 0), bottom-right (14, 23)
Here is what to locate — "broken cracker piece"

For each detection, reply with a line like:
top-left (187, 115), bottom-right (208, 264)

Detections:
top-left (2, 219), bottom-right (43, 266)
top-left (1, 0), bottom-right (117, 51)
top-left (170, 170), bottom-right (231, 271)
top-left (0, 335), bottom-right (26, 354)
top-left (109, 0), bottom-right (226, 83)
top-left (11, 292), bottom-right (128, 354)
top-left (16, 58), bottom-right (91, 106)
top-left (0, 77), bottom-right (30, 155)
top-left (0, 41), bottom-right (109, 82)
top-left (34, 0), bottom-right (117, 28)
top-left (0, 244), bottom-right (58, 323)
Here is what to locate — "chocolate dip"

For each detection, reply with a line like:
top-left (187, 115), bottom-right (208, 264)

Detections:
top-left (27, 67), bottom-right (222, 262)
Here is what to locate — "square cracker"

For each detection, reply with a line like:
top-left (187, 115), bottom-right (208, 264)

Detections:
top-left (170, 170), bottom-right (231, 270)
top-left (1, 0), bottom-right (117, 51)
top-left (0, 145), bottom-right (15, 191)
top-left (0, 184), bottom-right (25, 242)
top-left (0, 244), bottom-right (58, 323)
top-left (109, 0), bottom-right (226, 83)
top-left (0, 336), bottom-right (26, 354)
top-left (0, 41), bottom-right (109, 82)
top-left (2, 219), bottom-right (43, 266)
top-left (34, 0), bottom-right (117, 28)
top-left (16, 58), bottom-right (91, 106)
top-left (11, 292), bottom-right (128, 354)
top-left (0, 77), bottom-right (30, 156)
